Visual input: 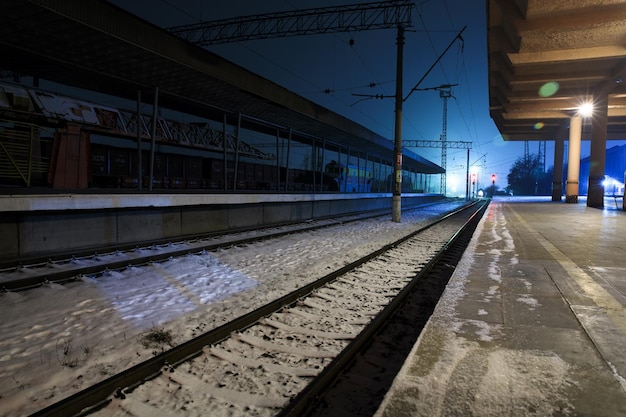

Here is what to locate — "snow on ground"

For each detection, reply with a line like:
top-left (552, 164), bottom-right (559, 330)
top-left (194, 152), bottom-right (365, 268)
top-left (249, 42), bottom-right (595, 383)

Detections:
top-left (374, 199), bottom-right (575, 417)
top-left (0, 201), bottom-right (466, 417)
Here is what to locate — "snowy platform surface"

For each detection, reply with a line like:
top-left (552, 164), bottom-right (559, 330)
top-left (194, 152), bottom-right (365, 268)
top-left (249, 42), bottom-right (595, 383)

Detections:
top-left (375, 197), bottom-right (626, 417)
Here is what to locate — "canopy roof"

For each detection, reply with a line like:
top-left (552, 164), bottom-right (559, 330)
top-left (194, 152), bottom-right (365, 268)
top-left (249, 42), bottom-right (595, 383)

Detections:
top-left (488, 0), bottom-right (626, 141)
top-left (0, 0), bottom-right (444, 173)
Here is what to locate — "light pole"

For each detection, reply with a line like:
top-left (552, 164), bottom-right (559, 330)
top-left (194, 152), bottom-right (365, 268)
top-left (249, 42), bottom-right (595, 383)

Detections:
top-left (353, 26), bottom-right (466, 220)
top-left (468, 153), bottom-right (487, 199)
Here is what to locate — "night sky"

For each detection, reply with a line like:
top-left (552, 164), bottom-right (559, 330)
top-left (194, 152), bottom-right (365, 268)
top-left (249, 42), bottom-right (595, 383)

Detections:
top-left (106, 0), bottom-right (559, 191)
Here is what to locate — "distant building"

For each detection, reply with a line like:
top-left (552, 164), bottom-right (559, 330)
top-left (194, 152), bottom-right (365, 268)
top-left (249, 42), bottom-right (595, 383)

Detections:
top-left (578, 145), bottom-right (626, 195)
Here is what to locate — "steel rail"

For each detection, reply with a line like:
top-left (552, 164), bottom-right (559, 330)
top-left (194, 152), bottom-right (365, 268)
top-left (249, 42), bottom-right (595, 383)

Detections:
top-left (277, 199), bottom-right (488, 416)
top-left (2, 207), bottom-right (402, 292)
top-left (3, 199), bottom-right (454, 291)
top-left (27, 200), bottom-right (485, 417)
top-left (1, 205), bottom-right (413, 273)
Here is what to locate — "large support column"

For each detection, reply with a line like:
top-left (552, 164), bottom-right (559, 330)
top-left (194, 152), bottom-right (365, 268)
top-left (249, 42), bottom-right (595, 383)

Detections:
top-left (551, 131), bottom-right (565, 201)
top-left (622, 171), bottom-right (626, 211)
top-left (565, 116), bottom-right (582, 203)
top-left (587, 95), bottom-right (609, 208)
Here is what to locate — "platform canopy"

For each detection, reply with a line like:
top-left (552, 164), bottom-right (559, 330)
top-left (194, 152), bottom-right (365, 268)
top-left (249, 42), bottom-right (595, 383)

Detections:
top-left (488, 0), bottom-right (626, 141)
top-left (0, 0), bottom-right (444, 174)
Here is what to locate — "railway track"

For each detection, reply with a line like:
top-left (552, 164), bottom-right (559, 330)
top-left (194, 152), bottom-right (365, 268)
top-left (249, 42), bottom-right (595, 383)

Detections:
top-left (28, 199), bottom-right (488, 417)
top-left (0, 202), bottom-right (451, 292)
top-left (306, 199), bottom-right (485, 417)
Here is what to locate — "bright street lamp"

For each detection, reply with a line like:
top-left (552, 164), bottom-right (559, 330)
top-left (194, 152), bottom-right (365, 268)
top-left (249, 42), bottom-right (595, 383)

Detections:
top-left (578, 101), bottom-right (594, 117)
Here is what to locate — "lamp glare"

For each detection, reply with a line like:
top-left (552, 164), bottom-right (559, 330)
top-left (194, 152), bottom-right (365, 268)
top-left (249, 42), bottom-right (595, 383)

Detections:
top-left (578, 102), bottom-right (593, 117)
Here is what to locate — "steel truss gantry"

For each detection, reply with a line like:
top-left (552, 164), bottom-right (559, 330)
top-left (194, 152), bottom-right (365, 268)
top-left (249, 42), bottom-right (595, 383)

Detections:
top-left (168, 1), bottom-right (413, 45)
top-left (404, 139), bottom-right (472, 199)
top-left (403, 140), bottom-right (472, 149)
top-left (169, 0), bottom-right (414, 221)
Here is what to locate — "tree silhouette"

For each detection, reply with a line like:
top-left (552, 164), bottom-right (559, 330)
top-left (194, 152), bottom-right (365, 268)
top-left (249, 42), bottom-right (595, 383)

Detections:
top-left (507, 153), bottom-right (552, 195)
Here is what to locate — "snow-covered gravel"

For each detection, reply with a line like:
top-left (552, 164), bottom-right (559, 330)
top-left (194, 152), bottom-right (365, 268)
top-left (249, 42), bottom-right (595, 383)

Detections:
top-left (0, 200), bottom-right (467, 417)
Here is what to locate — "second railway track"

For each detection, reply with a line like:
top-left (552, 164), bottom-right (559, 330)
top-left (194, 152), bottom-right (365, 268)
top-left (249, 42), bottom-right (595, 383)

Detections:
top-left (0, 201), bottom-right (452, 292)
top-left (27, 199), bottom-right (488, 417)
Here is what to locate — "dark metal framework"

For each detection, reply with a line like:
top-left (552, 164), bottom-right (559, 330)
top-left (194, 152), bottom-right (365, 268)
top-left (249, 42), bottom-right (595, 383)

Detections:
top-left (0, 120), bottom-right (53, 187)
top-left (0, 1), bottom-right (445, 193)
top-left (168, 1), bottom-right (413, 45)
top-left (403, 140), bottom-right (472, 149)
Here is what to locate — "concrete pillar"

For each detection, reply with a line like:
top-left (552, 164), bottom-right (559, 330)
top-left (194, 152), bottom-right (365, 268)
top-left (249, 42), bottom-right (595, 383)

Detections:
top-left (49, 124), bottom-right (90, 189)
top-left (565, 116), bottom-right (582, 203)
top-left (587, 95), bottom-right (609, 208)
top-left (552, 132), bottom-right (565, 201)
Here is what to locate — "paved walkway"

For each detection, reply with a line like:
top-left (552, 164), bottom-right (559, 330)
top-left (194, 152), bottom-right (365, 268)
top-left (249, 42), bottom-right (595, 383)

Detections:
top-left (375, 197), bottom-right (626, 417)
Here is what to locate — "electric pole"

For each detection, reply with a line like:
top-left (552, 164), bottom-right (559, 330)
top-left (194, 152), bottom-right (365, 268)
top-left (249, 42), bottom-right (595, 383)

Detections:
top-left (410, 84), bottom-right (457, 196)
top-left (439, 87), bottom-right (453, 195)
top-left (392, 25), bottom-right (404, 223)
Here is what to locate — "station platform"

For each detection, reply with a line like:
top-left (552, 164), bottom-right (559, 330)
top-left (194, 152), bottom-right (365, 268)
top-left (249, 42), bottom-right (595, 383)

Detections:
top-left (375, 196), bottom-right (626, 417)
top-left (0, 191), bottom-right (444, 262)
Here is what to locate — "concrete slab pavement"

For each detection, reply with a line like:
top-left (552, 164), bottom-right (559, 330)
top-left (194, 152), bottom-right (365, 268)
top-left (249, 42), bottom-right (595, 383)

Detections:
top-left (375, 197), bottom-right (626, 417)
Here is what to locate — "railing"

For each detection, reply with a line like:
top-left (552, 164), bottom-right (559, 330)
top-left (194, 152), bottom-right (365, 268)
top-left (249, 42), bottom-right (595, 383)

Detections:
top-left (0, 120), bottom-right (53, 187)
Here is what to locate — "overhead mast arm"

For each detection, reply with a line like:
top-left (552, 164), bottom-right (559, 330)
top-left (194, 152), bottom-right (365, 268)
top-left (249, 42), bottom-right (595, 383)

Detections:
top-left (169, 1), bottom-right (416, 223)
top-left (403, 26), bottom-right (466, 102)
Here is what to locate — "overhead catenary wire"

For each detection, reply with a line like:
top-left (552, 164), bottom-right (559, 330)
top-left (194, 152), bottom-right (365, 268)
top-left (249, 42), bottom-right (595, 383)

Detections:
top-left (403, 26), bottom-right (466, 103)
top-left (137, 1), bottom-right (475, 152)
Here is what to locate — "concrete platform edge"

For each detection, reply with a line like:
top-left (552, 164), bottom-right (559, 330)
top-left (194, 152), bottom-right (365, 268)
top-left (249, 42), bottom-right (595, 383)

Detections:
top-left (375, 199), bottom-right (626, 417)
